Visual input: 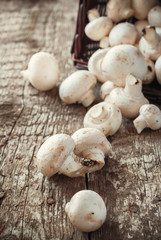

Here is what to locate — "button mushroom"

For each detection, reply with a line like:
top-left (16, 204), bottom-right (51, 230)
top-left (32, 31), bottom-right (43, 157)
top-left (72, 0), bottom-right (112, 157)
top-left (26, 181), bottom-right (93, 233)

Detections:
top-left (108, 22), bottom-right (138, 47)
top-left (87, 8), bottom-right (100, 22)
top-left (65, 190), bottom-right (107, 232)
top-left (102, 74), bottom-right (149, 118)
top-left (132, 0), bottom-right (158, 20)
top-left (139, 25), bottom-right (161, 61)
top-left (106, 0), bottom-right (134, 23)
top-left (36, 134), bottom-right (75, 177)
top-left (21, 52), bottom-right (60, 91)
top-left (59, 70), bottom-right (97, 107)
top-left (148, 5), bottom-right (161, 28)
top-left (134, 20), bottom-right (149, 41)
top-left (133, 104), bottom-right (161, 133)
top-left (71, 128), bottom-right (112, 164)
top-left (85, 16), bottom-right (113, 41)
top-left (155, 55), bottom-right (161, 84)
top-left (83, 102), bottom-right (122, 137)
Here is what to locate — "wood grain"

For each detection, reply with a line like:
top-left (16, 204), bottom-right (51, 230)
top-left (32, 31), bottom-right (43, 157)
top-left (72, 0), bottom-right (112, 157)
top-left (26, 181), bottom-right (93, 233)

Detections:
top-left (0, 0), bottom-right (160, 240)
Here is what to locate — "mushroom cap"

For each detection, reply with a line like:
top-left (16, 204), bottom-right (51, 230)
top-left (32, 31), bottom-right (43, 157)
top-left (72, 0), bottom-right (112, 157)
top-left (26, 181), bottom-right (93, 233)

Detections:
top-left (148, 6), bottom-right (161, 28)
top-left (65, 190), bottom-right (107, 232)
top-left (134, 20), bottom-right (149, 40)
top-left (132, 0), bottom-right (158, 20)
top-left (109, 22), bottom-right (137, 47)
top-left (59, 70), bottom-right (96, 106)
top-left (83, 102), bottom-right (122, 136)
top-left (101, 44), bottom-right (147, 87)
top-left (85, 16), bottom-right (113, 41)
top-left (155, 55), bottom-right (161, 84)
top-left (139, 104), bottom-right (161, 129)
top-left (36, 134), bottom-right (75, 177)
top-left (71, 128), bottom-right (112, 158)
top-left (22, 52), bottom-right (60, 91)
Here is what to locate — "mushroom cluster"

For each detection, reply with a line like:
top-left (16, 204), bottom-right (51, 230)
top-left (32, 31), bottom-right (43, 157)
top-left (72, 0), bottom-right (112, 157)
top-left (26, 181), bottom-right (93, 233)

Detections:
top-left (21, 0), bottom-right (161, 234)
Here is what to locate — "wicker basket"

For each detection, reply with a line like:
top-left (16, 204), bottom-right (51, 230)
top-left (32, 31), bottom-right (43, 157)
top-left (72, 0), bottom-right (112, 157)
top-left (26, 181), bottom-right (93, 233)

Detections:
top-left (71, 0), bottom-right (161, 103)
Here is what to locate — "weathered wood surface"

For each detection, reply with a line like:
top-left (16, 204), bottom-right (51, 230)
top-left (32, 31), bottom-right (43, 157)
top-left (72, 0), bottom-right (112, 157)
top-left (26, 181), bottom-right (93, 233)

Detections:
top-left (0, 0), bottom-right (160, 240)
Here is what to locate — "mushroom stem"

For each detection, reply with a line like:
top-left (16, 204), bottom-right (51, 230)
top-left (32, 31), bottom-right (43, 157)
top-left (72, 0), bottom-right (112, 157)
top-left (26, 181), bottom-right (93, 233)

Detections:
top-left (80, 89), bottom-right (95, 107)
top-left (82, 147), bottom-right (105, 163)
top-left (124, 74), bottom-right (142, 98)
top-left (133, 115), bottom-right (147, 134)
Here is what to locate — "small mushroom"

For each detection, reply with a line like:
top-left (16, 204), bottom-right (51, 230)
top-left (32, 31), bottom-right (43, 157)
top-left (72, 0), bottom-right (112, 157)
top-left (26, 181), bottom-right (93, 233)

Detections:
top-left (139, 25), bottom-right (161, 61)
top-left (148, 6), bottom-right (161, 28)
top-left (133, 104), bottom-right (161, 133)
top-left (88, 48), bottom-right (110, 83)
top-left (132, 0), bottom-right (158, 20)
top-left (36, 134), bottom-right (75, 177)
top-left (106, 0), bottom-right (134, 22)
top-left (109, 22), bottom-right (138, 47)
top-left (85, 16), bottom-right (113, 41)
top-left (155, 55), bottom-right (161, 84)
top-left (100, 81), bottom-right (116, 99)
top-left (65, 190), bottom-right (107, 232)
top-left (102, 74), bottom-right (149, 118)
top-left (72, 128), bottom-right (112, 164)
top-left (21, 52), bottom-right (60, 91)
top-left (83, 102), bottom-right (122, 136)
top-left (99, 36), bottom-right (110, 49)
top-left (101, 44), bottom-right (148, 87)
top-left (59, 70), bottom-right (97, 107)
top-left (87, 8), bottom-right (100, 22)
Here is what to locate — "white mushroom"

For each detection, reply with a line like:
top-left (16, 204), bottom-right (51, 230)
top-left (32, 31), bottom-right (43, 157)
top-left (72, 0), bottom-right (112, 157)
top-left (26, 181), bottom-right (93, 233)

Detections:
top-left (88, 48), bottom-right (110, 83)
top-left (85, 16), bottom-right (113, 41)
top-left (106, 0), bottom-right (134, 22)
top-left (148, 6), bottom-right (161, 28)
top-left (36, 134), bottom-right (75, 177)
top-left (83, 102), bottom-right (122, 136)
top-left (102, 74), bottom-right (149, 118)
top-left (132, 0), bottom-right (158, 20)
top-left (65, 190), bottom-right (107, 232)
top-left (21, 52), bottom-right (60, 91)
top-left (72, 128), bottom-right (112, 164)
top-left (139, 25), bottom-right (161, 61)
top-left (155, 55), bottom-right (161, 84)
top-left (108, 22), bottom-right (137, 47)
top-left (134, 20), bottom-right (149, 40)
top-left (101, 44), bottom-right (149, 87)
top-left (99, 36), bottom-right (110, 49)
top-left (59, 70), bottom-right (97, 107)
top-left (87, 8), bottom-right (100, 22)
top-left (133, 104), bottom-right (161, 133)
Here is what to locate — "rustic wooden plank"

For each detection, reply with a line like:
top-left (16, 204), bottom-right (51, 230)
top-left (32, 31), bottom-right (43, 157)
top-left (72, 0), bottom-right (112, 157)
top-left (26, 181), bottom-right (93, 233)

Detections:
top-left (0, 0), bottom-right (88, 239)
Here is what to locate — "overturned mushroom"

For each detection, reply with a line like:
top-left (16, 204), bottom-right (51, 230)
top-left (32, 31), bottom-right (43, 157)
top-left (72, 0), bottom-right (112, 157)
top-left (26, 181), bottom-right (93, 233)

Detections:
top-left (106, 0), bottom-right (134, 22)
top-left (102, 74), bottom-right (149, 118)
top-left (59, 70), bottom-right (97, 107)
top-left (83, 102), bottom-right (122, 136)
top-left (155, 55), bottom-right (161, 84)
top-left (133, 104), bottom-right (161, 133)
top-left (65, 190), bottom-right (107, 232)
top-left (36, 134), bottom-right (75, 177)
top-left (148, 6), bottom-right (161, 28)
top-left (72, 128), bottom-right (112, 164)
top-left (109, 22), bottom-right (137, 47)
top-left (85, 16), bottom-right (113, 41)
top-left (139, 26), bottom-right (161, 61)
top-left (21, 52), bottom-right (60, 91)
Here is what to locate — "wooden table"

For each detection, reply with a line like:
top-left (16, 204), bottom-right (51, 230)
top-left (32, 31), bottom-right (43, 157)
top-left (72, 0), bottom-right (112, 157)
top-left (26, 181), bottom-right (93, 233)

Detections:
top-left (0, 0), bottom-right (160, 239)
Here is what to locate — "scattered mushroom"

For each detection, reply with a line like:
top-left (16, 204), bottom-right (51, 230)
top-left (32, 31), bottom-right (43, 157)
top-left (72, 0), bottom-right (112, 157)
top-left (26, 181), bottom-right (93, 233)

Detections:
top-left (87, 8), bottom-right (100, 22)
top-left (102, 74), bottom-right (149, 118)
top-left (71, 128), bottom-right (112, 164)
top-left (101, 44), bottom-right (149, 87)
top-left (65, 190), bottom-right (107, 232)
top-left (148, 5), bottom-right (161, 28)
top-left (133, 104), bottom-right (161, 133)
top-left (155, 55), bottom-right (161, 84)
top-left (106, 0), bottom-right (134, 22)
top-left (132, 0), bottom-right (158, 20)
top-left (85, 16), bottom-right (113, 41)
top-left (139, 25), bottom-right (161, 61)
top-left (36, 134), bottom-right (75, 177)
top-left (59, 70), bottom-right (97, 107)
top-left (21, 52), bottom-right (60, 91)
top-left (83, 102), bottom-right (122, 136)
top-left (108, 22), bottom-right (138, 47)
top-left (88, 48), bottom-right (110, 83)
